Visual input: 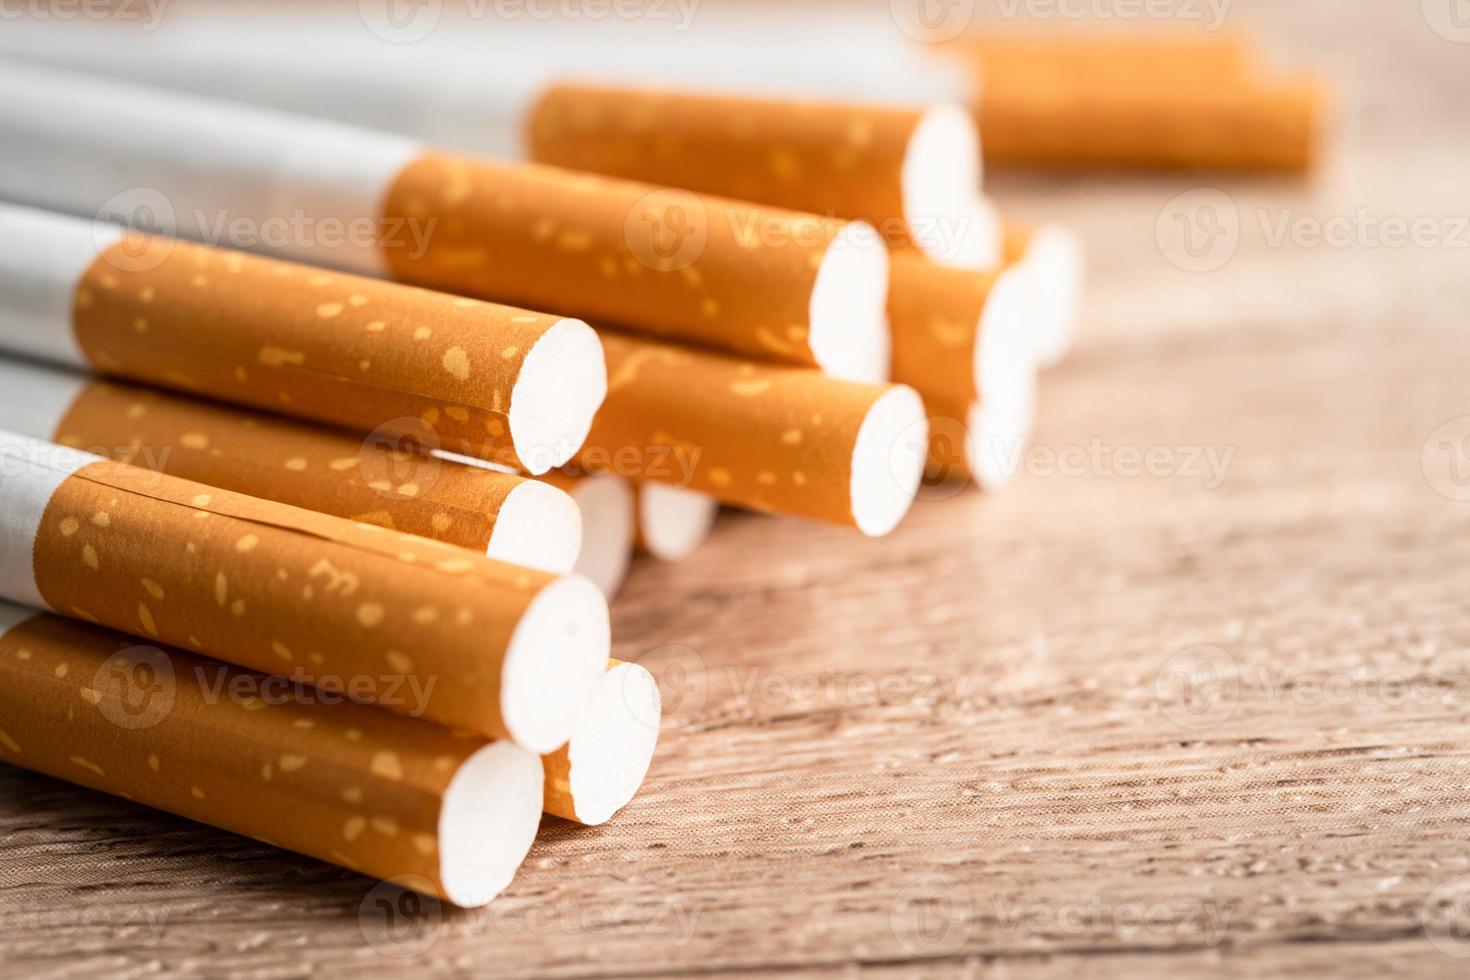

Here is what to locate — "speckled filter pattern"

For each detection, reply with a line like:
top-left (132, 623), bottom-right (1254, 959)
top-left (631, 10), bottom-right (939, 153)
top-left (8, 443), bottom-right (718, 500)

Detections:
top-left (580, 332), bottom-right (886, 526)
top-left (72, 235), bottom-right (564, 469)
top-left (0, 610), bottom-right (490, 898)
top-left (887, 253), bottom-right (1002, 409)
top-left (527, 85), bottom-right (922, 247)
top-left (382, 153), bottom-right (838, 368)
top-left (30, 458), bottom-right (558, 743)
top-left (53, 377), bottom-right (524, 551)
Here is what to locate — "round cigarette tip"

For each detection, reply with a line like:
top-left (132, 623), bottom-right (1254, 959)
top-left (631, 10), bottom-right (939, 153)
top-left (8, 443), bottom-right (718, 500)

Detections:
top-left (808, 221), bottom-right (891, 383)
top-left (486, 480), bottom-right (583, 575)
top-left (569, 474), bottom-right (635, 598)
top-left (850, 384), bottom-right (928, 537)
top-left (902, 103), bottom-right (988, 267)
top-left (969, 262), bottom-right (1040, 493)
top-left (1023, 223), bottom-right (1085, 369)
top-left (967, 373), bottom-right (1036, 493)
top-left (437, 741), bottom-right (544, 908)
top-left (638, 483), bottom-right (718, 562)
top-left (556, 662), bottom-right (662, 825)
top-left (500, 574), bottom-right (611, 754)
top-left (509, 318), bottom-right (608, 475)
top-left (973, 262), bottom-right (1038, 412)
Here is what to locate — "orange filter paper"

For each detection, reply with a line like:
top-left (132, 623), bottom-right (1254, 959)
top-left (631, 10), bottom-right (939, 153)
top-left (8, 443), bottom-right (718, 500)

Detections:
top-left (980, 78), bottom-right (1327, 172)
top-left (30, 458), bottom-right (603, 749)
top-left (580, 332), bottom-right (914, 529)
top-left (887, 252), bottom-right (1004, 408)
top-left (51, 377), bottom-right (545, 555)
top-left (956, 32), bottom-right (1255, 93)
top-left (73, 235), bottom-right (588, 471)
top-left (0, 610), bottom-right (538, 905)
top-left (527, 84), bottom-right (933, 248)
top-left (381, 154), bottom-right (866, 370)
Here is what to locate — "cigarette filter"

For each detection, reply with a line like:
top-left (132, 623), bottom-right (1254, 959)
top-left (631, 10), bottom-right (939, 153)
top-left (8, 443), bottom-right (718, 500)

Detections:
top-left (635, 483), bottom-right (719, 563)
top-left (0, 63), bottom-right (891, 384)
top-left (0, 431), bottom-right (609, 753)
top-left (526, 84), bottom-right (999, 269)
top-left (882, 252), bottom-right (1034, 493)
top-left (537, 471), bottom-right (636, 599)
top-left (542, 659), bottom-right (661, 826)
top-left (0, 357), bottom-right (582, 574)
top-left (0, 204), bottom-right (606, 475)
top-left (580, 333), bottom-right (928, 537)
top-left (1001, 223), bottom-right (1086, 369)
top-left (954, 31), bottom-right (1256, 95)
top-left (977, 76), bottom-right (1329, 173)
top-left (0, 599), bottom-right (542, 907)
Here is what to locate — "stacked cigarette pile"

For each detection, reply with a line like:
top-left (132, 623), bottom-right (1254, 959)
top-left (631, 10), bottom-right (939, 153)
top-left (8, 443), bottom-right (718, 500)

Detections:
top-left (0, 23), bottom-right (1328, 906)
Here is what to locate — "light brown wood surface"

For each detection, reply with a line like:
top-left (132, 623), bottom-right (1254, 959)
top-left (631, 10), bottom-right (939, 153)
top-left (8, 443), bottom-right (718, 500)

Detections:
top-left (3, 2), bottom-right (1470, 976)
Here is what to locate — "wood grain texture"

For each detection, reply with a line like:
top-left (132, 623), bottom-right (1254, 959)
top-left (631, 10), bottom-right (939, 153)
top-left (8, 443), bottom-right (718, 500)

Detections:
top-left (3, 1), bottom-right (1470, 976)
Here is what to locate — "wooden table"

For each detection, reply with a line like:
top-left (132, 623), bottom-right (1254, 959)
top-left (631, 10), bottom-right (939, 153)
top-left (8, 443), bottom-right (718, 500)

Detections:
top-left (4, 2), bottom-right (1469, 976)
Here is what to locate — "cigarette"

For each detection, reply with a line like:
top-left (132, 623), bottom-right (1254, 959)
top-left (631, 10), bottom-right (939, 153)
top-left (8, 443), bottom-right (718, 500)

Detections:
top-left (0, 63), bottom-right (891, 383)
top-left (0, 598), bottom-right (542, 907)
top-left (1001, 223), bottom-right (1086, 369)
top-left (0, 357), bottom-right (582, 574)
top-left (0, 203), bottom-right (605, 475)
top-left (537, 471), bottom-right (636, 599)
top-left (526, 84), bottom-right (999, 269)
top-left (887, 251), bottom-right (1039, 412)
top-left (580, 332), bottom-right (928, 537)
top-left (954, 31), bottom-right (1257, 93)
top-left (636, 484), bottom-right (719, 563)
top-left (977, 75), bottom-right (1330, 173)
top-left (542, 660), bottom-right (661, 826)
top-left (0, 19), bottom-right (972, 159)
top-left (0, 431), bottom-right (609, 753)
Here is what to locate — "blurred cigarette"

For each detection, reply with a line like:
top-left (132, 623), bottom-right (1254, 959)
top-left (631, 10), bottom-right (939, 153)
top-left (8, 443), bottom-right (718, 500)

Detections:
top-left (1001, 223), bottom-right (1086, 369)
top-left (0, 204), bottom-right (605, 475)
top-left (978, 76), bottom-right (1329, 174)
top-left (542, 659), bottom-right (660, 826)
top-left (0, 357), bottom-right (581, 574)
top-left (581, 333), bottom-right (928, 537)
top-left (526, 85), bottom-right (998, 269)
top-left (0, 431), bottom-right (609, 753)
top-left (0, 598), bottom-right (542, 907)
top-left (924, 394), bottom-right (1037, 495)
top-left (635, 483), bottom-right (719, 563)
top-left (955, 31), bottom-right (1257, 94)
top-left (0, 63), bottom-right (891, 383)
top-left (537, 471), bottom-right (635, 599)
